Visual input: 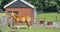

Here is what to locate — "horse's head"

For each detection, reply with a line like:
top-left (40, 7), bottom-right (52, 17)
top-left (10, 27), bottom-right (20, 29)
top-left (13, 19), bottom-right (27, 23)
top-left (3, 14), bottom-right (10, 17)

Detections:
top-left (10, 12), bottom-right (15, 17)
top-left (10, 12), bottom-right (17, 18)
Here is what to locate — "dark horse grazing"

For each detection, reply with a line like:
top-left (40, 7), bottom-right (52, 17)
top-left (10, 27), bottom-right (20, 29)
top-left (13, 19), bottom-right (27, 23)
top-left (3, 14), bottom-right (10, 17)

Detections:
top-left (7, 12), bottom-right (31, 29)
top-left (6, 15), bottom-right (16, 28)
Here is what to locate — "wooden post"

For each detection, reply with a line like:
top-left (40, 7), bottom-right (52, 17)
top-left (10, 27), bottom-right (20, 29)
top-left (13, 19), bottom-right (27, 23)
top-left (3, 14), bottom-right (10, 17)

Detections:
top-left (44, 16), bottom-right (46, 27)
top-left (56, 16), bottom-right (57, 21)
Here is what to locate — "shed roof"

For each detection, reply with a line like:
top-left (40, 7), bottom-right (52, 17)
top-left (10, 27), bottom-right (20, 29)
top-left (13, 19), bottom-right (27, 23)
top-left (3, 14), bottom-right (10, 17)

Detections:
top-left (4, 0), bottom-right (35, 8)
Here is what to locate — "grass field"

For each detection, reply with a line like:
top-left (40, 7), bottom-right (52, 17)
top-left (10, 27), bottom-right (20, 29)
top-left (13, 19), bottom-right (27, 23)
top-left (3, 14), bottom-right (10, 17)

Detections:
top-left (0, 13), bottom-right (60, 32)
top-left (37, 13), bottom-right (60, 22)
top-left (3, 27), bottom-right (60, 32)
top-left (0, 13), bottom-right (6, 18)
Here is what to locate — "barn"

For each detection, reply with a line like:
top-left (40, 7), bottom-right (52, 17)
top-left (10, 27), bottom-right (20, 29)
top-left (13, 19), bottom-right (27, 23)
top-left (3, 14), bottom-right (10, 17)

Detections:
top-left (4, 0), bottom-right (37, 24)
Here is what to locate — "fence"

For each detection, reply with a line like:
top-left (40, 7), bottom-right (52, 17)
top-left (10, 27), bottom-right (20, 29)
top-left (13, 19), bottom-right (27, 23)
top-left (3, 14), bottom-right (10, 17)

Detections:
top-left (0, 17), bottom-right (7, 32)
top-left (35, 16), bottom-right (60, 24)
top-left (38, 13), bottom-right (60, 21)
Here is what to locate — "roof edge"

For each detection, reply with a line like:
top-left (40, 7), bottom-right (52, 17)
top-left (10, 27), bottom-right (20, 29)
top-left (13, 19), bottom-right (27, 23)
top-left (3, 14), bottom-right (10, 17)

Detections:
top-left (4, 0), bottom-right (35, 8)
top-left (4, 0), bottom-right (17, 8)
top-left (20, 0), bottom-right (35, 8)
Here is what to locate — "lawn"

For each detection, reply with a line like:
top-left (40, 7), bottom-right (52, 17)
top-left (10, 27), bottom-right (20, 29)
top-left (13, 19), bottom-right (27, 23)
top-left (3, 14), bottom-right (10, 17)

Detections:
top-left (0, 13), bottom-right (6, 18)
top-left (3, 27), bottom-right (60, 32)
top-left (37, 13), bottom-right (60, 22)
top-left (20, 27), bottom-right (60, 32)
top-left (0, 13), bottom-right (60, 32)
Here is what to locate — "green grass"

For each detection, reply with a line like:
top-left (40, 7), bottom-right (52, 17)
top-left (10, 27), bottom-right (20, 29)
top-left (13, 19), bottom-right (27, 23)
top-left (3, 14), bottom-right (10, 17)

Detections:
top-left (20, 27), bottom-right (60, 32)
top-left (37, 13), bottom-right (60, 22)
top-left (0, 13), bottom-right (6, 18)
top-left (0, 13), bottom-right (60, 32)
top-left (5, 27), bottom-right (60, 32)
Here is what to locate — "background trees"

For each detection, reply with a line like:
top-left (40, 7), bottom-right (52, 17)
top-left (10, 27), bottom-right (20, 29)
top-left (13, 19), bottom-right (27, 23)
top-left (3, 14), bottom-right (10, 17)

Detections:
top-left (1, 0), bottom-right (12, 9)
top-left (0, 0), bottom-right (60, 12)
top-left (26, 0), bottom-right (60, 12)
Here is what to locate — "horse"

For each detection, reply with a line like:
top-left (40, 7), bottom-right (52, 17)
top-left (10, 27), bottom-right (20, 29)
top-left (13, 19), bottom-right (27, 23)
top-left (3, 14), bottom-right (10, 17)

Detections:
top-left (10, 12), bottom-right (31, 29)
top-left (6, 15), bottom-right (16, 28)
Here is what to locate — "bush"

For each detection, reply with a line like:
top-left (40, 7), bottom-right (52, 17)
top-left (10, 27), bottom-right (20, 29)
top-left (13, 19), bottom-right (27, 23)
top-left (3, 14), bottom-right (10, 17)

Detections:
top-left (0, 29), bottom-right (2, 32)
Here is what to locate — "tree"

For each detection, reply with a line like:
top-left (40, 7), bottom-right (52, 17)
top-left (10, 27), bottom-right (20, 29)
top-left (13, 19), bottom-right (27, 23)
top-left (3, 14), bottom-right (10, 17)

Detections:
top-left (1, 0), bottom-right (12, 9)
top-left (0, 0), bottom-right (60, 12)
top-left (26, 0), bottom-right (45, 11)
top-left (56, 0), bottom-right (60, 10)
top-left (26, 0), bottom-right (60, 12)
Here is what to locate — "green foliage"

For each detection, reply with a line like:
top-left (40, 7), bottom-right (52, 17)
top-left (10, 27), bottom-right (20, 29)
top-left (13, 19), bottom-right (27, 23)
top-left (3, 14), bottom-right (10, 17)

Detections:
top-left (26, 0), bottom-right (60, 11)
top-left (0, 0), bottom-right (2, 6)
top-left (0, 0), bottom-right (60, 11)
top-left (1, 0), bottom-right (12, 8)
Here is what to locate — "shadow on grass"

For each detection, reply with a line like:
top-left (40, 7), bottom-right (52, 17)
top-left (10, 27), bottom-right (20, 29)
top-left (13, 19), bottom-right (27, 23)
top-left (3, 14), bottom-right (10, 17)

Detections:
top-left (11, 27), bottom-right (27, 29)
top-left (20, 27), bottom-right (26, 29)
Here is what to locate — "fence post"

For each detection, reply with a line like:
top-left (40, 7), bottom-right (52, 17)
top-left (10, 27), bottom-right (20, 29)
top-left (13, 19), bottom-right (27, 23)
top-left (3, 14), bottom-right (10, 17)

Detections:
top-left (44, 16), bottom-right (46, 27)
top-left (56, 16), bottom-right (57, 22)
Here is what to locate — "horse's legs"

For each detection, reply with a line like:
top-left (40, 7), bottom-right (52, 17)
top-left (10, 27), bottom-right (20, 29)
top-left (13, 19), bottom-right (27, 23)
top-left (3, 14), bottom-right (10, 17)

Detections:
top-left (26, 21), bottom-right (31, 29)
top-left (16, 21), bottom-right (20, 29)
top-left (16, 21), bottom-right (19, 25)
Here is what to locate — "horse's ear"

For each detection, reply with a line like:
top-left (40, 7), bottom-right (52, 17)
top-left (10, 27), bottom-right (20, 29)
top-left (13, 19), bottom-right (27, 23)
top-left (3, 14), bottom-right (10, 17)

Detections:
top-left (14, 13), bottom-right (17, 16)
top-left (12, 11), bottom-right (14, 14)
top-left (11, 12), bottom-right (14, 14)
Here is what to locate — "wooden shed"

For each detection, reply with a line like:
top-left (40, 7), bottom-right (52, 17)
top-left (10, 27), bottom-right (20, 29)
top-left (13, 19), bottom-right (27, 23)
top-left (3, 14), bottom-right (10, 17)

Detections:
top-left (4, 0), bottom-right (37, 24)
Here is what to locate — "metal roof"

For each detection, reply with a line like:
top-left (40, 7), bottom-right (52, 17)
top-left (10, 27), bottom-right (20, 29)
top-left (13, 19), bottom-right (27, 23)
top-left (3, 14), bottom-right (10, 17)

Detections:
top-left (4, 0), bottom-right (35, 8)
top-left (7, 0), bottom-right (31, 8)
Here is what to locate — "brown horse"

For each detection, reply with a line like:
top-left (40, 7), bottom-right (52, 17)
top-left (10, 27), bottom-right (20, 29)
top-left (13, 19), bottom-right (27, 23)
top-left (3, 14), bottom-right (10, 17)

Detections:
top-left (10, 12), bottom-right (31, 28)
